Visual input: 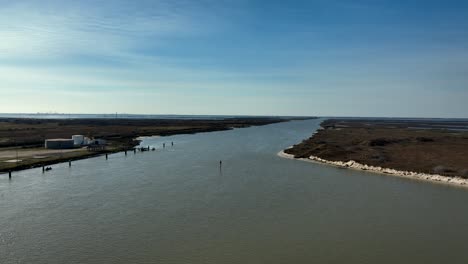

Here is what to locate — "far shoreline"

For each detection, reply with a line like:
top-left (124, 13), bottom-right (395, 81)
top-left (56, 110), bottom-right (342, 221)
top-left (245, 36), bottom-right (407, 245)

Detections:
top-left (1, 117), bottom-right (312, 175)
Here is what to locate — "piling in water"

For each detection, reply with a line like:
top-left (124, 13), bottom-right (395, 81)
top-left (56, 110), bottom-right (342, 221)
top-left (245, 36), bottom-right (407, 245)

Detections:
top-left (106, 154), bottom-right (108, 160)
top-left (125, 150), bottom-right (127, 156)
top-left (9, 171), bottom-right (12, 179)
top-left (69, 160), bottom-right (71, 167)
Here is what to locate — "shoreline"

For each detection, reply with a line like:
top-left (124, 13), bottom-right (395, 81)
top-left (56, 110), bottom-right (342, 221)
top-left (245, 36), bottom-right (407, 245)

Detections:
top-left (0, 148), bottom-right (129, 175)
top-left (0, 117), bottom-right (303, 175)
top-left (278, 148), bottom-right (468, 189)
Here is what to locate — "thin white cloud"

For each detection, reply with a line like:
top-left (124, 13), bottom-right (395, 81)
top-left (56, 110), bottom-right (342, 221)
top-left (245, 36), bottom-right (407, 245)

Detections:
top-left (0, 1), bottom-right (202, 59)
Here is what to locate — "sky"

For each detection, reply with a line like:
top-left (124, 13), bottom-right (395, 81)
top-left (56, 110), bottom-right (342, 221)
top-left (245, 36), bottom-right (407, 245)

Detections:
top-left (0, 0), bottom-right (467, 117)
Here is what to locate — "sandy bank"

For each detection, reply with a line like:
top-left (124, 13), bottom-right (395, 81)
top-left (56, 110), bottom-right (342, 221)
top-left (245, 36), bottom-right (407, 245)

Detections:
top-left (278, 148), bottom-right (468, 189)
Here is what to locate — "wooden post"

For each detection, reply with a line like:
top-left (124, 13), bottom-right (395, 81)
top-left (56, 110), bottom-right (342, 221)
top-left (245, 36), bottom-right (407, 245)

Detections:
top-left (69, 160), bottom-right (71, 167)
top-left (125, 150), bottom-right (127, 156)
top-left (42, 166), bottom-right (45, 173)
top-left (106, 154), bottom-right (108, 160)
top-left (9, 171), bottom-right (11, 179)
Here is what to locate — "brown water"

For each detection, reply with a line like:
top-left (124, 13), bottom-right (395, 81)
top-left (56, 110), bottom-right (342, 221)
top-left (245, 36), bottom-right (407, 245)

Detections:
top-left (1, 119), bottom-right (468, 264)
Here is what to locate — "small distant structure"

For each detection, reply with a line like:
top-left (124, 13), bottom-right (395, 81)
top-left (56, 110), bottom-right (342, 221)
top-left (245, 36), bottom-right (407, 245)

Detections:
top-left (81, 137), bottom-right (106, 146)
top-left (92, 139), bottom-right (107, 145)
top-left (45, 139), bottom-right (75, 149)
top-left (86, 138), bottom-right (107, 151)
top-left (72, 135), bottom-right (84, 146)
top-left (83, 137), bottom-right (92, 145)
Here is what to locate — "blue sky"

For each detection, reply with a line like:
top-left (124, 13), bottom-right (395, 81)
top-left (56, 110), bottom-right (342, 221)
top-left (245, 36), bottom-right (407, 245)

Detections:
top-left (0, 0), bottom-right (467, 117)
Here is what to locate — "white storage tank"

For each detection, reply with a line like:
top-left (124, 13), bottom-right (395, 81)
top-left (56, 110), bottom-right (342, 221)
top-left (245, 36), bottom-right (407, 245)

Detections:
top-left (72, 135), bottom-right (84, 146)
top-left (45, 139), bottom-right (75, 149)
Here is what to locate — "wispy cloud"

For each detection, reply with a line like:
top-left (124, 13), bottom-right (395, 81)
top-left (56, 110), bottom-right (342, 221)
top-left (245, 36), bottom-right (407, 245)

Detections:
top-left (0, 0), bottom-right (204, 60)
top-left (0, 0), bottom-right (467, 117)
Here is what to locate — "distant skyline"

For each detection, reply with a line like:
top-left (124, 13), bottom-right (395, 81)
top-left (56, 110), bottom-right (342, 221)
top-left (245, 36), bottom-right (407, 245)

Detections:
top-left (1, 0), bottom-right (467, 118)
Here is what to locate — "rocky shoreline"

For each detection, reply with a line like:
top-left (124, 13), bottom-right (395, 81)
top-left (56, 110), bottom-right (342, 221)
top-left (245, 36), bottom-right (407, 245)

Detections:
top-left (278, 148), bottom-right (468, 188)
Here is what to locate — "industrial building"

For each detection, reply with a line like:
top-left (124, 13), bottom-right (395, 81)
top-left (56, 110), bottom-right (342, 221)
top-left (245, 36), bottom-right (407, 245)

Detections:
top-left (45, 134), bottom-right (107, 149)
top-left (45, 139), bottom-right (75, 149)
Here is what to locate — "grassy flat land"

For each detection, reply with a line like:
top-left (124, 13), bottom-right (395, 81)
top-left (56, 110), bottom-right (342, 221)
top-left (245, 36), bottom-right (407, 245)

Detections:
top-left (0, 117), bottom-right (299, 172)
top-left (286, 119), bottom-right (468, 178)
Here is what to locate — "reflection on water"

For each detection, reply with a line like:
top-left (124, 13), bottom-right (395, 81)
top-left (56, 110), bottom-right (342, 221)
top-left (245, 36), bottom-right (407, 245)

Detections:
top-left (1, 119), bottom-right (468, 264)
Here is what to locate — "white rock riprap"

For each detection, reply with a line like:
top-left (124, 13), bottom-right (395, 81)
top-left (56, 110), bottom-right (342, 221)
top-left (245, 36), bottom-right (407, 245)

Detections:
top-left (278, 149), bottom-right (468, 188)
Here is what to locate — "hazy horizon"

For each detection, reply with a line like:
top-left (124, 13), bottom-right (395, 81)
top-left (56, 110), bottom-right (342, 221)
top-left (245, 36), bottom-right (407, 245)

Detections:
top-left (1, 1), bottom-right (467, 118)
top-left (1, 112), bottom-right (467, 120)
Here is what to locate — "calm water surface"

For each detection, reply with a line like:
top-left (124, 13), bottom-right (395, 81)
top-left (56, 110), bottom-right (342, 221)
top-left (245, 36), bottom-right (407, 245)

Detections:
top-left (1, 119), bottom-right (468, 264)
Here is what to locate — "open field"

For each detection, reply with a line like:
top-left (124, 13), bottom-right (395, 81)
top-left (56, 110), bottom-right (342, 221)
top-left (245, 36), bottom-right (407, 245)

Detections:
top-left (0, 117), bottom-right (306, 172)
top-left (285, 119), bottom-right (468, 178)
top-left (0, 147), bottom-right (95, 172)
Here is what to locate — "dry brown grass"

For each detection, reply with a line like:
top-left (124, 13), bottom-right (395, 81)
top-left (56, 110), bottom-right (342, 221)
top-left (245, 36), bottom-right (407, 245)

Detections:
top-left (286, 119), bottom-right (468, 177)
